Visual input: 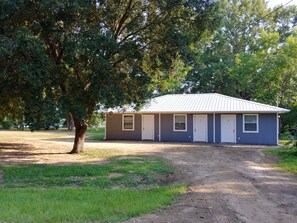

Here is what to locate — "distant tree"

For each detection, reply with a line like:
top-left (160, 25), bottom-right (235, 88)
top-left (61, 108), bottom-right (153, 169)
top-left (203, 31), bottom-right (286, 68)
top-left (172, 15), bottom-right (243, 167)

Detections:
top-left (0, 0), bottom-right (215, 153)
top-left (282, 104), bottom-right (297, 128)
top-left (271, 5), bottom-right (297, 42)
top-left (231, 29), bottom-right (297, 104)
top-left (89, 111), bottom-right (104, 129)
top-left (179, 0), bottom-right (297, 130)
top-left (181, 0), bottom-right (269, 97)
top-left (181, 0), bottom-right (296, 109)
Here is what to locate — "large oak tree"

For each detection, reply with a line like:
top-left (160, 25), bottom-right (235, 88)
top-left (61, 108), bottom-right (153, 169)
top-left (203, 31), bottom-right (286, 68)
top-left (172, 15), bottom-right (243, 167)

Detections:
top-left (0, 0), bottom-right (215, 153)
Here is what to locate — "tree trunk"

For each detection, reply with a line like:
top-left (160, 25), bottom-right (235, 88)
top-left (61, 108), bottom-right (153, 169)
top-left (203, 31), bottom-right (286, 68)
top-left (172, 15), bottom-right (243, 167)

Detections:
top-left (67, 112), bottom-right (74, 131)
top-left (69, 117), bottom-right (88, 154)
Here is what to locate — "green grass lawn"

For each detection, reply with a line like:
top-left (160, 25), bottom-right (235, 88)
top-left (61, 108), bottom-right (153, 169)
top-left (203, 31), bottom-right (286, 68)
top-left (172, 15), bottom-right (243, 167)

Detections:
top-left (264, 147), bottom-right (297, 175)
top-left (278, 132), bottom-right (294, 145)
top-left (0, 155), bottom-right (185, 223)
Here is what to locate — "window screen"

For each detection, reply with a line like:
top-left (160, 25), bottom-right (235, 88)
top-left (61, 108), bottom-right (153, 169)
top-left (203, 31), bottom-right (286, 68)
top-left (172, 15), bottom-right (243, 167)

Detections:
top-left (123, 115), bottom-right (134, 130)
top-left (174, 115), bottom-right (186, 131)
top-left (243, 115), bottom-right (258, 132)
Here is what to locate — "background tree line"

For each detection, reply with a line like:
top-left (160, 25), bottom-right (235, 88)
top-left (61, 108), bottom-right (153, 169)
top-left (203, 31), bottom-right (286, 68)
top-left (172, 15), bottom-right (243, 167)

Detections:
top-left (179, 0), bottom-right (297, 128)
top-left (0, 0), bottom-right (296, 153)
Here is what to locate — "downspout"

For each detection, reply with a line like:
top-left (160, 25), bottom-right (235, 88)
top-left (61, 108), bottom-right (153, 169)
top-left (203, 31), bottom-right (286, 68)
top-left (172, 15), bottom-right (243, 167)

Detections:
top-left (104, 113), bottom-right (107, 140)
top-left (276, 113), bottom-right (279, 145)
top-left (213, 113), bottom-right (215, 143)
top-left (159, 113), bottom-right (161, 141)
top-left (141, 113), bottom-right (143, 141)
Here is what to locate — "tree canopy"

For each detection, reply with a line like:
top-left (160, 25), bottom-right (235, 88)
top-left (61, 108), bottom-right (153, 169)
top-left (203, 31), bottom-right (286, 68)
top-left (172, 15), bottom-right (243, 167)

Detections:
top-left (181, 0), bottom-right (297, 127)
top-left (0, 0), bottom-right (215, 152)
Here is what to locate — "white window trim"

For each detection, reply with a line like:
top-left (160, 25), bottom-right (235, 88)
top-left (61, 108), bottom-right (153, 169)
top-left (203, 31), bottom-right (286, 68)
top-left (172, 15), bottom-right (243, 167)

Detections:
top-left (122, 114), bottom-right (135, 131)
top-left (173, 114), bottom-right (187, 132)
top-left (243, 114), bottom-right (259, 133)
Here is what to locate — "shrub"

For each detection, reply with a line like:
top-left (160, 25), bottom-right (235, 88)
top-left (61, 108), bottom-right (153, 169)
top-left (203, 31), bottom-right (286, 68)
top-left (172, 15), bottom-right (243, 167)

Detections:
top-left (1, 119), bottom-right (15, 130)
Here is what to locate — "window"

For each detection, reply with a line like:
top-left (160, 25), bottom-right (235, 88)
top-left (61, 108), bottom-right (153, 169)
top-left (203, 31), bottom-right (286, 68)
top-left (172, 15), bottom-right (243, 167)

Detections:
top-left (122, 114), bottom-right (134, 131)
top-left (174, 114), bottom-right (187, 131)
top-left (243, 114), bottom-right (258, 133)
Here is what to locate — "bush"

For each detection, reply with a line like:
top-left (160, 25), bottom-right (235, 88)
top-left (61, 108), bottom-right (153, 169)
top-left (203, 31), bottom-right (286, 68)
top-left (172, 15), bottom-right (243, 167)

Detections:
top-left (285, 138), bottom-right (297, 156)
top-left (1, 119), bottom-right (15, 130)
top-left (292, 140), bottom-right (297, 150)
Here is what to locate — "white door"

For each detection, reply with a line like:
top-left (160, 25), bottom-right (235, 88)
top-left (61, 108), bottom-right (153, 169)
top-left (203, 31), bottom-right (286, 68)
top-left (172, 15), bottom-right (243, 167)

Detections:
top-left (193, 115), bottom-right (208, 142)
top-left (142, 115), bottom-right (154, 140)
top-left (221, 115), bottom-right (236, 143)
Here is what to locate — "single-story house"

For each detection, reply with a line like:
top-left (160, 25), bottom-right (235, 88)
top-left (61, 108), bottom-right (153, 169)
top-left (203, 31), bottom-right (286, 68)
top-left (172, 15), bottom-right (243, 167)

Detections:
top-left (105, 93), bottom-right (289, 145)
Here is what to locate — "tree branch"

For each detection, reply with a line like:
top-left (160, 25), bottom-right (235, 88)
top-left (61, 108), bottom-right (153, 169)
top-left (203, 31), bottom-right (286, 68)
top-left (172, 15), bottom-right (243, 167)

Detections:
top-left (114, 0), bottom-right (134, 38)
top-left (119, 13), bottom-right (164, 45)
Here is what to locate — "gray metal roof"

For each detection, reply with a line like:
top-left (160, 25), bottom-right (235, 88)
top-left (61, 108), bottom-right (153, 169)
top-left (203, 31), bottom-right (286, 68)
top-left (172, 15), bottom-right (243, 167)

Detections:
top-left (139, 93), bottom-right (289, 113)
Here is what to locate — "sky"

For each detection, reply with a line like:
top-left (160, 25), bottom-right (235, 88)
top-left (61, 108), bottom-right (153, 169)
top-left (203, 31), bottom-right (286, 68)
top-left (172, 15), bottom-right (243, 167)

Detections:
top-left (268, 0), bottom-right (297, 8)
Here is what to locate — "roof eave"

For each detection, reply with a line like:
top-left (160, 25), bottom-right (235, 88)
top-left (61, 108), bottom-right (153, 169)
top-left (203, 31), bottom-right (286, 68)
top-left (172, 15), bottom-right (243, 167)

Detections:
top-left (105, 109), bottom-right (290, 114)
top-left (139, 110), bottom-right (290, 114)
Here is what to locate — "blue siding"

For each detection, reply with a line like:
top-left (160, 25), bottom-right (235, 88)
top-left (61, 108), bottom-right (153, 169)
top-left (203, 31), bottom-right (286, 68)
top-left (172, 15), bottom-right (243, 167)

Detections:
top-left (236, 114), bottom-right (277, 145)
top-left (161, 114), bottom-right (193, 142)
top-left (106, 112), bottom-right (278, 145)
top-left (208, 114), bottom-right (214, 143)
top-left (215, 114), bottom-right (221, 143)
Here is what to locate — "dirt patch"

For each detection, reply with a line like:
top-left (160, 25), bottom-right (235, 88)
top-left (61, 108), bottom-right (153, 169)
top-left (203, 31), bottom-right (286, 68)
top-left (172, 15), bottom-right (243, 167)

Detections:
top-left (108, 173), bottom-right (124, 178)
top-left (151, 173), bottom-right (177, 185)
top-left (1, 131), bottom-right (297, 223)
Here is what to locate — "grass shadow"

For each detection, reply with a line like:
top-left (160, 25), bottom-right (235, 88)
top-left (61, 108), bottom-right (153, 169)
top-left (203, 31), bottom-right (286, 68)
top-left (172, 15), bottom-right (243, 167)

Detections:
top-left (0, 143), bottom-right (70, 164)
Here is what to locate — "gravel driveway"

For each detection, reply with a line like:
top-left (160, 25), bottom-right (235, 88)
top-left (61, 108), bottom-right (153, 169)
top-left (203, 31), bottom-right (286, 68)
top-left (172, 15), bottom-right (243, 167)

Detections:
top-left (110, 142), bottom-right (297, 223)
top-left (0, 131), bottom-right (296, 223)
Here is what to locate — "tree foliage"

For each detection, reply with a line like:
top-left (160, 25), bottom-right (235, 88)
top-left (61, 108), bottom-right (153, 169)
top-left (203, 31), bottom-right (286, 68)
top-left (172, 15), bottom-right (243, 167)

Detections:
top-left (181, 0), bottom-right (297, 128)
top-left (182, 0), bottom-right (269, 97)
top-left (0, 0), bottom-right (215, 152)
